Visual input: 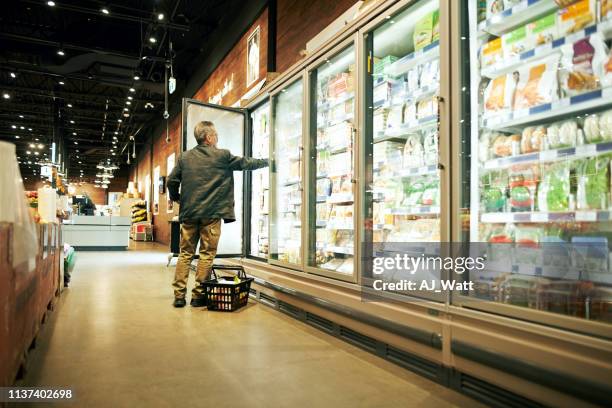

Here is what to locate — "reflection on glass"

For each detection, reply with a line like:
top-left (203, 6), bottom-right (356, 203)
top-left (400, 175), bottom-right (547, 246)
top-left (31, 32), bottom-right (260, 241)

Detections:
top-left (463, 0), bottom-right (612, 324)
top-left (363, 0), bottom-right (441, 296)
top-left (309, 46), bottom-right (355, 275)
top-left (270, 80), bottom-right (303, 264)
top-left (250, 102), bottom-right (270, 258)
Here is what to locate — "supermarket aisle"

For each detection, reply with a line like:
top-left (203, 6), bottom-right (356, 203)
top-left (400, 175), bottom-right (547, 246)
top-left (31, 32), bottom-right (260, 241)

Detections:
top-left (16, 243), bottom-right (481, 408)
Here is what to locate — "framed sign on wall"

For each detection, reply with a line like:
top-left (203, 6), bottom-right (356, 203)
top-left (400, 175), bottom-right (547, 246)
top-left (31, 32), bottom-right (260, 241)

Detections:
top-left (246, 26), bottom-right (260, 87)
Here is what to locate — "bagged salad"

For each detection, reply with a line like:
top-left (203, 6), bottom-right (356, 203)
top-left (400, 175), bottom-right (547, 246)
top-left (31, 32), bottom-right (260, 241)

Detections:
top-left (576, 156), bottom-right (610, 210)
top-left (514, 54), bottom-right (560, 110)
top-left (538, 162), bottom-right (570, 212)
top-left (481, 171), bottom-right (508, 212)
top-left (509, 165), bottom-right (539, 212)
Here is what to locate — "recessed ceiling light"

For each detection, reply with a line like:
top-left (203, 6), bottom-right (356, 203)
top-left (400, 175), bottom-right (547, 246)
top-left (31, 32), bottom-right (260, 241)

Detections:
top-left (123, 107), bottom-right (129, 111)
top-left (59, 81), bottom-right (65, 85)
top-left (28, 128), bottom-right (32, 131)
top-left (26, 151), bottom-right (31, 154)
top-left (70, 120), bottom-right (75, 124)
top-left (29, 143), bottom-right (35, 148)
top-left (15, 135), bottom-right (20, 139)
top-left (74, 141), bottom-right (78, 145)
top-left (47, 1), bottom-right (55, 6)
top-left (78, 161), bottom-right (82, 164)
top-left (127, 96), bottom-right (133, 100)
top-left (73, 132), bottom-right (77, 135)
top-left (67, 103), bottom-right (72, 108)
top-left (158, 13), bottom-right (164, 20)
top-left (20, 126), bottom-right (24, 129)
top-left (2, 93), bottom-right (10, 99)
top-left (101, 7), bottom-right (109, 14)
top-left (19, 115), bottom-right (24, 118)
top-left (133, 75), bottom-right (140, 81)
top-left (38, 144), bottom-right (44, 149)
top-left (117, 119), bottom-right (122, 123)
top-left (113, 136), bottom-right (118, 140)
top-left (34, 152), bottom-right (39, 156)
top-left (126, 101), bottom-right (131, 105)
top-left (149, 37), bottom-right (157, 43)
top-left (10, 72), bottom-right (16, 78)
top-left (35, 138), bottom-right (39, 141)
top-left (129, 88), bottom-right (135, 92)
top-left (57, 49), bottom-right (65, 56)
top-left (11, 125), bottom-right (16, 129)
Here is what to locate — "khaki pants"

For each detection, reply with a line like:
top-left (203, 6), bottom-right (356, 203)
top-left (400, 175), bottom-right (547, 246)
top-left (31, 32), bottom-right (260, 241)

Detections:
top-left (173, 219), bottom-right (221, 299)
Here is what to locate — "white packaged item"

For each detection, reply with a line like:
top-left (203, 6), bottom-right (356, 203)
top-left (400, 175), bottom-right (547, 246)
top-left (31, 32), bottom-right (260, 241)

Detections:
top-left (0, 142), bottom-right (38, 271)
top-left (481, 38), bottom-right (503, 68)
top-left (547, 120), bottom-right (578, 149)
top-left (423, 129), bottom-right (438, 166)
top-left (484, 73), bottom-right (516, 115)
top-left (600, 110), bottom-right (612, 140)
top-left (557, 0), bottom-right (596, 37)
top-left (406, 67), bottom-right (420, 93)
top-left (386, 104), bottom-right (404, 133)
top-left (403, 134), bottom-right (425, 168)
top-left (527, 13), bottom-right (558, 47)
top-left (502, 25), bottom-right (531, 60)
top-left (419, 59), bottom-right (439, 89)
top-left (559, 34), bottom-right (608, 97)
top-left (602, 47), bottom-right (612, 88)
top-left (583, 114), bottom-right (601, 143)
top-left (405, 103), bottom-right (417, 123)
top-left (514, 54), bottom-right (560, 110)
top-left (486, 0), bottom-right (504, 20)
top-left (479, 131), bottom-right (493, 162)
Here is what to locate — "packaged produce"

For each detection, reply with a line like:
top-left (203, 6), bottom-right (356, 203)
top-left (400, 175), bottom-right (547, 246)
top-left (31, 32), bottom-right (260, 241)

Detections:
top-left (481, 38), bottom-right (503, 68)
top-left (559, 34), bottom-right (608, 97)
top-left (479, 131), bottom-right (493, 162)
top-left (420, 180), bottom-right (439, 206)
top-left (492, 133), bottom-right (520, 157)
top-left (600, 110), bottom-right (612, 140)
top-left (583, 114), bottom-right (601, 143)
top-left (502, 25), bottom-right (531, 59)
top-left (576, 156), bottom-right (610, 210)
top-left (417, 97), bottom-right (437, 119)
top-left (386, 104), bottom-right (404, 133)
top-left (432, 10), bottom-right (440, 43)
top-left (374, 56), bottom-right (398, 77)
top-left (374, 81), bottom-right (392, 103)
top-left (373, 110), bottom-right (387, 135)
top-left (514, 55), bottom-right (560, 110)
top-left (403, 180), bottom-right (426, 207)
top-left (546, 120), bottom-right (578, 148)
top-left (482, 171), bottom-right (508, 212)
top-left (406, 67), bottom-right (420, 93)
top-left (405, 103), bottom-right (417, 123)
top-left (486, 0), bottom-right (504, 19)
top-left (413, 10), bottom-right (438, 51)
top-left (527, 13), bottom-right (558, 47)
top-left (423, 129), bottom-right (438, 166)
top-left (557, 0), bottom-right (596, 36)
top-left (487, 223), bottom-right (515, 243)
top-left (603, 47), bottom-right (612, 88)
top-left (509, 166), bottom-right (538, 212)
top-left (419, 59), bottom-right (439, 88)
top-left (484, 73), bottom-right (516, 114)
top-left (521, 126), bottom-right (546, 153)
top-left (538, 162), bottom-right (570, 212)
top-left (403, 134), bottom-right (425, 168)
top-left (603, 0), bottom-right (612, 20)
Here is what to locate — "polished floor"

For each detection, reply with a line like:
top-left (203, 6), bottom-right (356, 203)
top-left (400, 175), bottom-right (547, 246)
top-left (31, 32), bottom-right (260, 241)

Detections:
top-left (16, 242), bottom-right (483, 408)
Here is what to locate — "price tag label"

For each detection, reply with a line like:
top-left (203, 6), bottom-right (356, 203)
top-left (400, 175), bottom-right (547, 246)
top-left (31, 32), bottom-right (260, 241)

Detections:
top-left (576, 144), bottom-right (596, 156)
top-left (575, 211), bottom-right (597, 222)
top-left (539, 150), bottom-right (557, 162)
top-left (531, 213), bottom-right (548, 223)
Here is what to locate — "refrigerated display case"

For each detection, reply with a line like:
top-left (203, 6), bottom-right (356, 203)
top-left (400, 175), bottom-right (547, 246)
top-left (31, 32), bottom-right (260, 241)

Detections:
top-left (362, 0), bottom-right (444, 297)
top-left (307, 44), bottom-right (357, 279)
top-left (249, 102), bottom-right (270, 259)
top-left (270, 79), bottom-right (304, 266)
top-left (459, 0), bottom-right (612, 332)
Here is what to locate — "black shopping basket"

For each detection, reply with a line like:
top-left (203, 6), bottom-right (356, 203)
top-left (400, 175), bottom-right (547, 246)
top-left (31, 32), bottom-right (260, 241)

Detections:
top-left (202, 265), bottom-right (253, 312)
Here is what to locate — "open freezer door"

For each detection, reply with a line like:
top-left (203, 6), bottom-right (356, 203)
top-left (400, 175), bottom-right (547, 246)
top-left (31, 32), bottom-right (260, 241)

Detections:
top-left (182, 98), bottom-right (248, 257)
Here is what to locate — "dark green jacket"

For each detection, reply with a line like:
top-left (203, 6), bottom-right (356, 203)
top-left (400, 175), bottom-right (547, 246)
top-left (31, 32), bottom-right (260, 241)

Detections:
top-left (167, 145), bottom-right (268, 223)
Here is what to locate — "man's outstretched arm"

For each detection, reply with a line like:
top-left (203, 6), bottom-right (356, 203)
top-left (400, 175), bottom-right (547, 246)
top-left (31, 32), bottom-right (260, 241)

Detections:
top-left (166, 158), bottom-right (182, 202)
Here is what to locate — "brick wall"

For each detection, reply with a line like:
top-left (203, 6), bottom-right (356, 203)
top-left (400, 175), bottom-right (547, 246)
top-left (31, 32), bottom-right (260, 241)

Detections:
top-left (23, 180), bottom-right (107, 205)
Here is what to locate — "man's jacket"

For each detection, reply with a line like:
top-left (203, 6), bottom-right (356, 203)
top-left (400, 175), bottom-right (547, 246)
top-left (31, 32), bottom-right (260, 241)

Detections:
top-left (167, 144), bottom-right (268, 223)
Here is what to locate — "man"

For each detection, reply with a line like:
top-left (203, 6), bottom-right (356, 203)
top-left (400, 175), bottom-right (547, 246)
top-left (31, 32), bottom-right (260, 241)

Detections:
top-left (167, 120), bottom-right (268, 308)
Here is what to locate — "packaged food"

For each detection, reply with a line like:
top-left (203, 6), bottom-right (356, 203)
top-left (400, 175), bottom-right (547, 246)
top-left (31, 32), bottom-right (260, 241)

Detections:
top-left (420, 181), bottom-right (439, 206)
top-left (502, 25), bottom-right (531, 59)
top-left (603, 0), bottom-right (612, 20)
top-left (521, 126), bottom-right (546, 153)
top-left (484, 74), bottom-right (517, 114)
top-left (423, 129), bottom-right (438, 166)
top-left (482, 170), bottom-right (508, 212)
top-left (403, 134), bottom-right (425, 168)
top-left (406, 67), bottom-right (420, 93)
top-left (514, 55), bottom-right (560, 110)
top-left (600, 110), bottom-right (612, 140)
top-left (557, 0), bottom-right (596, 36)
top-left (486, 0), bottom-right (504, 20)
top-left (515, 226), bottom-right (542, 245)
top-left (527, 13), bottom-right (558, 47)
top-left (405, 103), bottom-right (417, 123)
top-left (583, 114), bottom-right (601, 143)
top-left (547, 120), bottom-right (578, 149)
top-left (602, 47), bottom-right (612, 88)
top-left (403, 180), bottom-right (426, 207)
top-left (492, 133), bottom-right (521, 157)
top-left (481, 38), bottom-right (503, 68)
top-left (386, 104), bottom-right (404, 132)
top-left (488, 223), bottom-right (515, 243)
top-left (479, 131), bottom-right (493, 162)
top-left (576, 156), bottom-right (610, 210)
top-left (432, 10), bottom-right (440, 43)
top-left (419, 59), bottom-right (439, 88)
top-left (417, 97), bottom-right (437, 119)
top-left (559, 34), bottom-right (608, 97)
top-left (538, 162), bottom-right (570, 212)
top-left (373, 110), bottom-right (387, 135)
top-left (509, 166), bottom-right (538, 212)
top-left (413, 11), bottom-right (438, 51)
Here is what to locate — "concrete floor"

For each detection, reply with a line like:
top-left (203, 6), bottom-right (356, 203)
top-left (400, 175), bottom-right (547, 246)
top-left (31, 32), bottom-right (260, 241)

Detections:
top-left (15, 242), bottom-right (483, 408)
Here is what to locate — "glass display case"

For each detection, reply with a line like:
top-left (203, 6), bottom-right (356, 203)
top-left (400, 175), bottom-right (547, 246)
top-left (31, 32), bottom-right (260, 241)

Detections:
top-left (249, 102), bottom-right (270, 258)
top-left (270, 79), bottom-right (304, 266)
top-left (363, 0), bottom-right (443, 297)
top-left (459, 0), bottom-right (612, 331)
top-left (308, 45), bottom-right (356, 278)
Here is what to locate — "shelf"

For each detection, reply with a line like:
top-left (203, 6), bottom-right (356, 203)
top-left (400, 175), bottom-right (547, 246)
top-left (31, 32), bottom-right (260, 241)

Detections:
top-left (321, 245), bottom-right (354, 255)
top-left (482, 87), bottom-right (612, 131)
top-left (480, 22), bottom-right (612, 79)
top-left (316, 195), bottom-right (328, 203)
top-left (318, 171), bottom-right (352, 179)
top-left (374, 84), bottom-right (439, 108)
top-left (316, 220), bottom-right (327, 228)
top-left (481, 210), bottom-right (612, 224)
top-left (317, 143), bottom-right (351, 155)
top-left (326, 220), bottom-right (354, 230)
top-left (327, 193), bottom-right (354, 204)
top-left (390, 206), bottom-right (440, 216)
top-left (373, 223), bottom-right (394, 231)
top-left (384, 41), bottom-right (440, 78)
top-left (373, 116), bottom-right (438, 143)
top-left (320, 112), bottom-right (355, 128)
top-left (317, 92), bottom-right (355, 111)
top-left (399, 164), bottom-right (438, 177)
top-left (482, 142), bottom-right (612, 170)
top-left (477, 0), bottom-right (558, 38)
top-left (288, 200), bottom-right (302, 206)
top-left (280, 178), bottom-right (300, 187)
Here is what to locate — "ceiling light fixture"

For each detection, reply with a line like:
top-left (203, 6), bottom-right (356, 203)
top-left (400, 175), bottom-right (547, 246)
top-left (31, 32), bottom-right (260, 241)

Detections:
top-left (10, 72), bottom-right (16, 78)
top-left (67, 103), bottom-right (72, 108)
top-left (73, 132), bottom-right (77, 135)
top-left (2, 93), bottom-right (10, 99)
top-left (47, 1), bottom-right (55, 6)
top-left (19, 115), bottom-right (24, 118)
top-left (15, 135), bottom-right (20, 139)
top-left (38, 144), bottom-right (44, 149)
top-left (74, 141), bottom-right (78, 145)
top-left (117, 119), bottom-right (123, 122)
top-left (123, 108), bottom-right (129, 111)
top-left (101, 7), bottom-right (109, 15)
top-left (158, 13), bottom-right (164, 20)
top-left (127, 96), bottom-right (133, 100)
top-left (57, 49), bottom-right (65, 56)
top-left (133, 75), bottom-right (140, 81)
top-left (129, 88), bottom-right (135, 92)
top-left (58, 81), bottom-right (65, 85)
top-left (19, 126), bottom-right (24, 129)
top-left (70, 120), bottom-right (75, 124)
top-left (28, 128), bottom-right (32, 131)
top-left (126, 101), bottom-right (131, 105)
top-left (11, 125), bottom-right (16, 129)
top-left (149, 37), bottom-right (157, 44)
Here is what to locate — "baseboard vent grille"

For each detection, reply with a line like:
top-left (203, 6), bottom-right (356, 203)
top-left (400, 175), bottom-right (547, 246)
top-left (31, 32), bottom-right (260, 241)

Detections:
top-left (258, 292), bottom-right (277, 308)
top-left (386, 346), bottom-right (439, 382)
top-left (305, 312), bottom-right (334, 333)
top-left (278, 300), bottom-right (300, 318)
top-left (457, 373), bottom-right (546, 408)
top-left (249, 287), bottom-right (257, 296)
top-left (339, 326), bottom-right (377, 352)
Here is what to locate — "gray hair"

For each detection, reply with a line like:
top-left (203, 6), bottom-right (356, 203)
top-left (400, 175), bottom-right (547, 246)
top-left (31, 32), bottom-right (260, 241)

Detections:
top-left (194, 121), bottom-right (217, 146)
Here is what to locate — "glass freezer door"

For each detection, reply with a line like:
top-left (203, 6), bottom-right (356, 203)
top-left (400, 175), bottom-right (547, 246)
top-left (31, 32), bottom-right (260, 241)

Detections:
top-left (455, 0), bottom-right (612, 336)
top-left (249, 101), bottom-right (271, 259)
top-left (270, 79), bottom-right (304, 266)
top-left (307, 44), bottom-right (357, 280)
top-left (182, 99), bottom-right (248, 257)
top-left (363, 0), bottom-right (444, 300)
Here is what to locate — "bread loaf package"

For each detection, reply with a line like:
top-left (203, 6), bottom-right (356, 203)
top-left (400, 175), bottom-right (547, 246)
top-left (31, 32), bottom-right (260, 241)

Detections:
top-left (514, 55), bottom-right (560, 110)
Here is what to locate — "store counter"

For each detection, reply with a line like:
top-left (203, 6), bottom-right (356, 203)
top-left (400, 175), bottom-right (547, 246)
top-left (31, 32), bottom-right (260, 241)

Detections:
top-left (62, 215), bottom-right (130, 250)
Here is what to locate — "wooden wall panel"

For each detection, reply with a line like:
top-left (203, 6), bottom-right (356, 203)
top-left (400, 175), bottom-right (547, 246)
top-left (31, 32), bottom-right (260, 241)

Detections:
top-left (276, 0), bottom-right (358, 72)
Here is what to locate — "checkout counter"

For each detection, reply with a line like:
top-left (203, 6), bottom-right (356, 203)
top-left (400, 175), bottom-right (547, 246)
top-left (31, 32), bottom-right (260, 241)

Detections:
top-left (62, 215), bottom-right (131, 250)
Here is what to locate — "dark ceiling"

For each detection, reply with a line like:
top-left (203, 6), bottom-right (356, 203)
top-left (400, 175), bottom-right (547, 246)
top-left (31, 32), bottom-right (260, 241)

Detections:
top-left (0, 0), bottom-right (246, 183)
